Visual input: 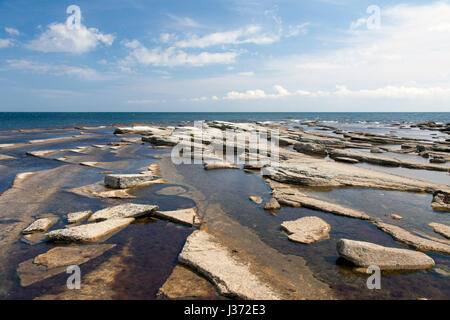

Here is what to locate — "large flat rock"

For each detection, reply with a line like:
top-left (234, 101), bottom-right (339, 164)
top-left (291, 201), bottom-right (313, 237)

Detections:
top-left (178, 230), bottom-right (280, 300)
top-left (264, 158), bottom-right (448, 193)
top-left (104, 174), bottom-right (154, 189)
top-left (17, 244), bottom-right (115, 287)
top-left (429, 222), bottom-right (450, 239)
top-left (23, 218), bottom-right (56, 235)
top-left (336, 239), bottom-right (435, 271)
top-left (45, 218), bottom-right (134, 243)
top-left (281, 216), bottom-right (330, 244)
top-left (89, 203), bottom-right (158, 222)
top-left (373, 221), bottom-right (450, 255)
top-left (153, 208), bottom-right (201, 226)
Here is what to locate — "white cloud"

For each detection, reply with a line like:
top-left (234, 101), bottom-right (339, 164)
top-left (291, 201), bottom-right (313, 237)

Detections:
top-left (174, 25), bottom-right (280, 48)
top-left (0, 39), bottom-right (12, 48)
top-left (6, 59), bottom-right (111, 80)
top-left (167, 14), bottom-right (203, 28)
top-left (26, 22), bottom-right (114, 54)
top-left (224, 85), bottom-right (291, 100)
top-left (5, 27), bottom-right (20, 36)
top-left (120, 40), bottom-right (238, 68)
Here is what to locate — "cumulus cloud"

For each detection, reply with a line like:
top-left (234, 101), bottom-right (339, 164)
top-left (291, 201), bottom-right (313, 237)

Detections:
top-left (6, 59), bottom-right (111, 80)
top-left (26, 22), bottom-right (114, 54)
top-left (5, 27), bottom-right (20, 36)
top-left (120, 40), bottom-right (238, 68)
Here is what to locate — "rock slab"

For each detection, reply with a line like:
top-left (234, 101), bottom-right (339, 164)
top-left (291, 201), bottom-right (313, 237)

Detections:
top-left (178, 230), bottom-right (280, 300)
top-left (104, 174), bottom-right (154, 189)
top-left (45, 218), bottom-right (134, 243)
top-left (89, 203), bottom-right (158, 222)
top-left (336, 239), bottom-right (435, 271)
top-left (23, 218), bottom-right (55, 234)
top-left (281, 216), bottom-right (331, 244)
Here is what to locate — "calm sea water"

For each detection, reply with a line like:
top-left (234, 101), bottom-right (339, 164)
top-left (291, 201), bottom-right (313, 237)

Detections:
top-left (0, 112), bottom-right (448, 130)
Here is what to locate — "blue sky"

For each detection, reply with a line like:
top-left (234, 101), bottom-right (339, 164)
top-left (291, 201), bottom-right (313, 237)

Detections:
top-left (0, 0), bottom-right (449, 112)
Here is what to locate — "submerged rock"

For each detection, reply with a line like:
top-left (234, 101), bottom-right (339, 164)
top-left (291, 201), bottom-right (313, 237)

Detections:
top-left (373, 221), bottom-right (450, 255)
top-left (89, 203), bottom-right (158, 222)
top-left (46, 218), bottom-right (134, 243)
top-left (429, 222), bottom-right (450, 239)
top-left (104, 174), bottom-right (154, 189)
top-left (23, 218), bottom-right (56, 235)
top-left (431, 191), bottom-right (450, 212)
top-left (264, 198), bottom-right (281, 210)
top-left (153, 208), bottom-right (201, 226)
top-left (281, 216), bottom-right (330, 244)
top-left (67, 210), bottom-right (92, 224)
top-left (17, 244), bottom-right (115, 287)
top-left (249, 196), bottom-right (263, 204)
top-left (336, 239), bottom-right (435, 271)
top-left (391, 214), bottom-right (403, 220)
top-left (178, 230), bottom-right (280, 300)
top-left (157, 265), bottom-right (219, 299)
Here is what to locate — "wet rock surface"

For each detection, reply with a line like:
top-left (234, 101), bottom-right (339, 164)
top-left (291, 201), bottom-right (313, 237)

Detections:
top-left (22, 218), bottom-right (56, 235)
top-left (431, 191), bottom-right (450, 212)
top-left (429, 222), bottom-right (450, 239)
top-left (46, 218), bottom-right (135, 243)
top-left (67, 210), bottom-right (92, 224)
top-left (104, 174), bottom-right (154, 189)
top-left (153, 208), bottom-right (201, 226)
top-left (89, 203), bottom-right (158, 222)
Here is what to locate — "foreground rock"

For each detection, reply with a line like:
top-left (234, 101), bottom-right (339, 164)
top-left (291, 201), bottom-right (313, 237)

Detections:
top-left (89, 203), bottom-right (158, 222)
top-left (281, 216), bottom-right (330, 244)
top-left (157, 265), bottom-right (219, 299)
top-left (336, 239), bottom-right (435, 271)
top-left (153, 208), bottom-right (201, 226)
top-left (264, 198), bottom-right (281, 210)
top-left (104, 174), bottom-right (154, 189)
top-left (204, 161), bottom-right (239, 170)
top-left (23, 218), bottom-right (56, 234)
top-left (431, 191), bottom-right (450, 212)
top-left (17, 244), bottom-right (115, 286)
top-left (429, 223), bottom-right (450, 239)
top-left (67, 210), bottom-right (92, 224)
top-left (373, 221), bottom-right (450, 254)
top-left (46, 218), bottom-right (134, 243)
top-left (249, 196), bottom-right (263, 204)
top-left (178, 230), bottom-right (280, 300)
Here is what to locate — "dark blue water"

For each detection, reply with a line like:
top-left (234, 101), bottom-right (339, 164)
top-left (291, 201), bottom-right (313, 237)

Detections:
top-left (0, 112), bottom-right (448, 130)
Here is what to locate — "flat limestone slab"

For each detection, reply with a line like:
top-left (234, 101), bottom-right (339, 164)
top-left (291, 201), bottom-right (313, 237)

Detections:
top-left (429, 222), bottom-right (450, 239)
top-left (104, 174), bottom-right (154, 189)
top-left (157, 265), bottom-right (219, 299)
top-left (281, 216), bottom-right (331, 244)
top-left (89, 203), bottom-right (158, 222)
top-left (178, 230), bottom-right (280, 300)
top-left (67, 210), bottom-right (92, 224)
top-left (23, 218), bottom-right (56, 235)
top-left (17, 244), bottom-right (115, 287)
top-left (204, 161), bottom-right (239, 170)
top-left (373, 221), bottom-right (450, 255)
top-left (337, 239), bottom-right (435, 271)
top-left (153, 208), bottom-right (201, 226)
top-left (45, 218), bottom-right (134, 243)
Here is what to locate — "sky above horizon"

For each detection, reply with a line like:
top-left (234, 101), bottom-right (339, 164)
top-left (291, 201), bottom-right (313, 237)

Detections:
top-left (1, 0), bottom-right (450, 112)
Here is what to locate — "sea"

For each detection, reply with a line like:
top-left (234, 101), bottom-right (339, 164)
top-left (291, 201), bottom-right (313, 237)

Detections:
top-left (0, 112), bottom-right (449, 130)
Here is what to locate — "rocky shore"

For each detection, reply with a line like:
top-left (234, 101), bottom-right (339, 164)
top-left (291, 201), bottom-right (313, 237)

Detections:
top-left (0, 119), bottom-right (448, 300)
